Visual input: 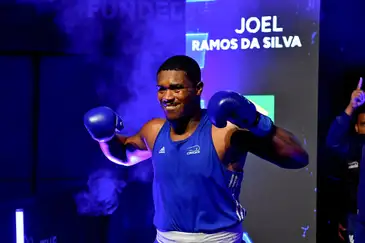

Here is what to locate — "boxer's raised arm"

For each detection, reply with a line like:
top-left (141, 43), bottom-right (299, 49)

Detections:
top-left (326, 112), bottom-right (353, 157)
top-left (84, 107), bottom-right (162, 166)
top-left (230, 127), bottom-right (309, 169)
top-left (99, 123), bottom-right (153, 166)
top-left (207, 91), bottom-right (308, 169)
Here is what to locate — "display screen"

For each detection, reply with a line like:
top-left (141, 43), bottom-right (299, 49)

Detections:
top-left (186, 0), bottom-right (319, 242)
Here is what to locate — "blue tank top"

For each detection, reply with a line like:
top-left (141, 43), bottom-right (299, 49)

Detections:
top-left (152, 110), bottom-right (246, 233)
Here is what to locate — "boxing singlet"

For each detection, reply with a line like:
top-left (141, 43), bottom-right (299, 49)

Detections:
top-left (152, 110), bottom-right (245, 234)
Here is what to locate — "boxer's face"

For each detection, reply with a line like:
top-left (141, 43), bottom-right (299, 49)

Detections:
top-left (356, 113), bottom-right (365, 134)
top-left (157, 70), bottom-right (202, 120)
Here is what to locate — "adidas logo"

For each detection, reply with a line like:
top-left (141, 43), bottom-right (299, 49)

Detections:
top-left (158, 147), bottom-right (165, 154)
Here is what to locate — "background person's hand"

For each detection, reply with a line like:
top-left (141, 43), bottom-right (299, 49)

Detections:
top-left (346, 78), bottom-right (365, 115)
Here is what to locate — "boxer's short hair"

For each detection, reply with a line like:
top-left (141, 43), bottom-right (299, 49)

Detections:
top-left (356, 105), bottom-right (365, 117)
top-left (157, 55), bottom-right (201, 86)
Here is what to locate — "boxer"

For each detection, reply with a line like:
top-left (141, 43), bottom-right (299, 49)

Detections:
top-left (84, 55), bottom-right (308, 243)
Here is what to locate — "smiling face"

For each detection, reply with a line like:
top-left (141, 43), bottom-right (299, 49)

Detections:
top-left (157, 70), bottom-right (203, 121)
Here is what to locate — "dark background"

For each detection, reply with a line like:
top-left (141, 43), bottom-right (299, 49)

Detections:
top-left (0, 0), bottom-right (364, 242)
top-left (317, 1), bottom-right (365, 243)
top-left (0, 0), bottom-right (184, 242)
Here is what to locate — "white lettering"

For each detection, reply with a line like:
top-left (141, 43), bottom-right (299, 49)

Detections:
top-left (235, 16), bottom-right (284, 34)
top-left (289, 36), bottom-right (302, 47)
top-left (86, 1), bottom-right (183, 21)
top-left (282, 36), bottom-right (293, 47)
top-left (209, 39), bottom-right (220, 50)
top-left (187, 150), bottom-right (199, 155)
top-left (192, 40), bottom-right (200, 51)
top-left (245, 17), bottom-right (260, 33)
top-left (262, 36), bottom-right (302, 49)
top-left (191, 39), bottom-right (239, 51)
top-left (261, 16), bottom-right (271, 32)
top-left (240, 38), bottom-right (260, 49)
top-left (272, 16), bottom-right (283, 32)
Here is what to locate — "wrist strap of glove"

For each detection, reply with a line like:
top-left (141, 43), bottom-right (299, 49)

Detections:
top-left (250, 112), bottom-right (275, 137)
top-left (115, 114), bottom-right (124, 133)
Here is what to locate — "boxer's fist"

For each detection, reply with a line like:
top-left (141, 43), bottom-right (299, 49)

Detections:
top-left (84, 106), bottom-right (124, 142)
top-left (349, 78), bottom-right (365, 109)
top-left (207, 91), bottom-right (257, 128)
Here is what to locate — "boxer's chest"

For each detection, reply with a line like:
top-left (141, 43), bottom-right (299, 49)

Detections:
top-left (152, 130), bottom-right (220, 180)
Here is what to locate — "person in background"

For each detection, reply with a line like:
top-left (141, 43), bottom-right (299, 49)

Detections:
top-left (327, 78), bottom-right (365, 243)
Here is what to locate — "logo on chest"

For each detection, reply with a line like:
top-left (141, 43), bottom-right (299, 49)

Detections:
top-left (186, 145), bottom-right (200, 155)
top-left (348, 161), bottom-right (359, 169)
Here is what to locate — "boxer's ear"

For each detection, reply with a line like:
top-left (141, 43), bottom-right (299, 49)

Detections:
top-left (196, 81), bottom-right (204, 95)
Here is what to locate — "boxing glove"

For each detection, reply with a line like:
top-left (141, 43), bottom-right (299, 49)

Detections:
top-left (207, 91), bottom-right (273, 136)
top-left (84, 106), bottom-right (124, 142)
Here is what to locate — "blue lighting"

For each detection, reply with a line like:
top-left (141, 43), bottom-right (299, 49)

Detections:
top-left (186, 0), bottom-right (215, 2)
top-left (16, 209), bottom-right (24, 243)
top-left (243, 232), bottom-right (253, 243)
top-left (200, 99), bottom-right (206, 109)
top-left (186, 33), bottom-right (208, 68)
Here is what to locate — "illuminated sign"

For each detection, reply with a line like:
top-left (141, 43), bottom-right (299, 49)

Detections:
top-left (186, 33), bottom-right (208, 68)
top-left (244, 95), bottom-right (275, 122)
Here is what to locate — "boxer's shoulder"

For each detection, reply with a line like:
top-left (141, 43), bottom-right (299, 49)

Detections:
top-left (211, 122), bottom-right (248, 161)
top-left (144, 118), bottom-right (165, 128)
top-left (140, 118), bottom-right (166, 147)
top-left (212, 121), bottom-right (248, 143)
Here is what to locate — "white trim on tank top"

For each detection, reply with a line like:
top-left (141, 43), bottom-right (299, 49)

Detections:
top-left (155, 223), bottom-right (243, 243)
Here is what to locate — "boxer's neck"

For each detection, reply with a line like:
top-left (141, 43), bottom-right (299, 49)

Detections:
top-left (170, 108), bottom-right (202, 135)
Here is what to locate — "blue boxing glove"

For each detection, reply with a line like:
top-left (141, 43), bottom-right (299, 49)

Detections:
top-left (207, 91), bottom-right (273, 136)
top-left (84, 106), bottom-right (124, 142)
